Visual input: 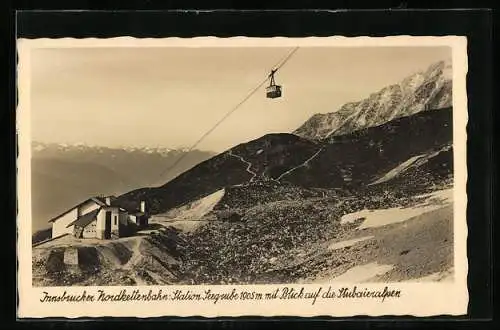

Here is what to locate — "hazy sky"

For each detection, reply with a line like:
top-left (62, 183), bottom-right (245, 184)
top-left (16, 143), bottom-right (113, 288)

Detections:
top-left (31, 46), bottom-right (451, 152)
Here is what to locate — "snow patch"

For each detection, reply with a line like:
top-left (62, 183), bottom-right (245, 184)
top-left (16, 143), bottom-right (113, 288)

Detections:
top-left (370, 154), bottom-right (427, 185)
top-left (153, 189), bottom-right (225, 222)
top-left (328, 236), bottom-right (374, 251)
top-left (413, 188), bottom-right (453, 201)
top-left (370, 146), bottom-right (452, 186)
top-left (341, 189), bottom-right (453, 229)
top-left (333, 262), bottom-right (394, 283)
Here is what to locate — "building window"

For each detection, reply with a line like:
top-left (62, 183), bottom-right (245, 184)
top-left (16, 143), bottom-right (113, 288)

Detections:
top-left (114, 216), bottom-right (118, 225)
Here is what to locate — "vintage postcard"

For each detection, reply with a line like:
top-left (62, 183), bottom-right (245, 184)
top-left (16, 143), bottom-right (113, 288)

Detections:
top-left (17, 36), bottom-right (468, 318)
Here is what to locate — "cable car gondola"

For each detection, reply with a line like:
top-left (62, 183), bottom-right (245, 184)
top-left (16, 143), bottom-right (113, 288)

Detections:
top-left (266, 69), bottom-right (282, 99)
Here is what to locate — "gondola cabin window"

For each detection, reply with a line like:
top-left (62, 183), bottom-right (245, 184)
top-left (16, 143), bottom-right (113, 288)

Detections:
top-left (266, 85), bottom-right (282, 99)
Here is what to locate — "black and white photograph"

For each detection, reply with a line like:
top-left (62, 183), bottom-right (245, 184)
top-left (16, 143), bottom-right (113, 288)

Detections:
top-left (17, 36), bottom-right (469, 317)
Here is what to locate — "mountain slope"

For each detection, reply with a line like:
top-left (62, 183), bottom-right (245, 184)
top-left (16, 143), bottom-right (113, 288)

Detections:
top-left (116, 108), bottom-right (452, 215)
top-left (177, 187), bottom-right (453, 284)
top-left (283, 107), bottom-right (452, 188)
top-left (115, 134), bottom-right (321, 214)
top-left (294, 59), bottom-right (452, 140)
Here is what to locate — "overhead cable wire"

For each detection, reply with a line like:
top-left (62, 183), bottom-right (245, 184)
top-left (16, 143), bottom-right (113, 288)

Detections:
top-left (274, 46), bottom-right (299, 71)
top-left (157, 47), bottom-right (299, 181)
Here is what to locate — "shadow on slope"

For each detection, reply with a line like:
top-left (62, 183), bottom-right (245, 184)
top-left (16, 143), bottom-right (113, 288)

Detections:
top-left (116, 108), bottom-right (452, 217)
top-left (282, 107), bottom-right (452, 188)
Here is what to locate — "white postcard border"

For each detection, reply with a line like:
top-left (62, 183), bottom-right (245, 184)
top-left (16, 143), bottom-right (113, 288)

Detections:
top-left (17, 35), bottom-right (469, 318)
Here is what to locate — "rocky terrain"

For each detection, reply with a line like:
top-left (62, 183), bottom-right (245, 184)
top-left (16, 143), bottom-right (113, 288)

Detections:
top-left (293, 59), bottom-right (452, 140)
top-left (32, 59), bottom-right (455, 286)
top-left (32, 227), bottom-right (183, 286)
top-left (176, 183), bottom-right (453, 285)
top-left (33, 106), bottom-right (454, 286)
top-left (33, 174), bottom-right (453, 286)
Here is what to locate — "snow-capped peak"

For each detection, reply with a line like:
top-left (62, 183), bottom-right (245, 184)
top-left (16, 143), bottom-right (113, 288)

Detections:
top-left (294, 59), bottom-right (453, 140)
top-left (31, 141), bottom-right (182, 156)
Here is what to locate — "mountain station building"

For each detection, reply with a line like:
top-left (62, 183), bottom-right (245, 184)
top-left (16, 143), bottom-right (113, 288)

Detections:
top-left (48, 196), bottom-right (149, 239)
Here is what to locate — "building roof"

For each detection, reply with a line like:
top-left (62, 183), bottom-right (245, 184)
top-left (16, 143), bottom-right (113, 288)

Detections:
top-left (48, 196), bottom-right (109, 223)
top-left (91, 197), bottom-right (109, 205)
top-left (66, 208), bottom-right (101, 228)
top-left (49, 195), bottom-right (146, 223)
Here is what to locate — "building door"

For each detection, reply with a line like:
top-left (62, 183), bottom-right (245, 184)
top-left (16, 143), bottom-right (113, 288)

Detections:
top-left (104, 211), bottom-right (112, 239)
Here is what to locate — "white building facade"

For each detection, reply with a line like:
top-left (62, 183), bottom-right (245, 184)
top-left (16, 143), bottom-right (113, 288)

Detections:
top-left (49, 196), bottom-right (148, 239)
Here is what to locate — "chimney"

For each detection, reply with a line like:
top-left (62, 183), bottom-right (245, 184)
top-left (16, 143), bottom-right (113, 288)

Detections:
top-left (105, 196), bottom-right (111, 206)
top-left (140, 201), bottom-right (146, 213)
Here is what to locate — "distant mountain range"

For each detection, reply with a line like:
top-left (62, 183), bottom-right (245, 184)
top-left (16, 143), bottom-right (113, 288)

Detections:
top-left (294, 59), bottom-right (452, 140)
top-left (31, 142), bottom-right (215, 233)
top-left (32, 142), bottom-right (190, 156)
